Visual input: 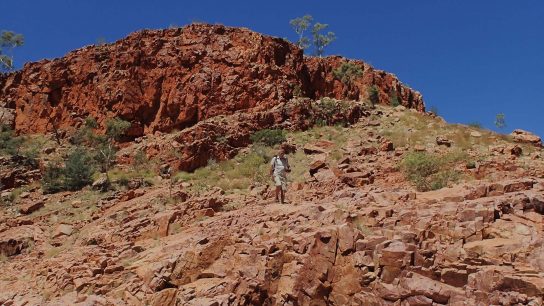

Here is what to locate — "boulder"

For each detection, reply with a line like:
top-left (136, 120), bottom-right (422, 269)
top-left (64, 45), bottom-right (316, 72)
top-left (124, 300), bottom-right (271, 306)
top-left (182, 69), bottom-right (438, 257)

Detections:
top-left (375, 240), bottom-right (416, 268)
top-left (309, 159), bottom-right (327, 177)
top-left (0, 107), bottom-right (15, 126)
top-left (503, 179), bottom-right (534, 193)
top-left (340, 171), bottom-right (373, 187)
top-left (19, 201), bottom-right (44, 215)
top-left (380, 140), bottom-right (394, 152)
top-left (413, 145), bottom-right (426, 152)
top-left (150, 288), bottom-right (177, 306)
top-left (463, 238), bottom-right (522, 258)
top-left (0, 156), bottom-right (41, 190)
top-left (53, 224), bottom-right (74, 238)
top-left (0, 225), bottom-right (41, 257)
top-left (511, 129), bottom-right (542, 147)
top-left (303, 141), bottom-right (334, 155)
top-left (92, 175), bottom-right (110, 191)
top-left (359, 146), bottom-right (378, 156)
top-left (399, 273), bottom-right (464, 304)
top-left (436, 136), bottom-right (452, 147)
top-left (510, 145), bottom-right (522, 157)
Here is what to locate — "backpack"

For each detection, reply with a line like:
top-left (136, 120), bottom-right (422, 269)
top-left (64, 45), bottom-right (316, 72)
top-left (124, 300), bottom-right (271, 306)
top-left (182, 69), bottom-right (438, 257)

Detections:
top-left (272, 156), bottom-right (288, 171)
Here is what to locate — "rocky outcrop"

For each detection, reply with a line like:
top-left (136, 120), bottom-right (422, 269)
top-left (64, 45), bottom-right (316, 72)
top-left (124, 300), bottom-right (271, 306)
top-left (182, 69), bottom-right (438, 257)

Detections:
top-left (511, 129), bottom-right (542, 147)
top-left (0, 24), bottom-right (423, 137)
top-left (142, 98), bottom-right (366, 171)
top-left (0, 155), bottom-right (40, 190)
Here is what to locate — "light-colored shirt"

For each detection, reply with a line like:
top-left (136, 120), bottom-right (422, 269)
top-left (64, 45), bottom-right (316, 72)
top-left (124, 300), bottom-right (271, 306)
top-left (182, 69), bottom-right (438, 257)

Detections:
top-left (271, 156), bottom-right (290, 176)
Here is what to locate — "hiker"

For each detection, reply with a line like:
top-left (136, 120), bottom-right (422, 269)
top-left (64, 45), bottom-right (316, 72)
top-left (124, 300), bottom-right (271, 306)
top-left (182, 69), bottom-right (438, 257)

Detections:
top-left (270, 148), bottom-right (291, 204)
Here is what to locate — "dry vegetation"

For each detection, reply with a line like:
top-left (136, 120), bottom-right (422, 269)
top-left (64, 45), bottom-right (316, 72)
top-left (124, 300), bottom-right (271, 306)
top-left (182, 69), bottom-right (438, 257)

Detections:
top-left (161, 104), bottom-right (538, 194)
top-left (172, 124), bottom-right (352, 194)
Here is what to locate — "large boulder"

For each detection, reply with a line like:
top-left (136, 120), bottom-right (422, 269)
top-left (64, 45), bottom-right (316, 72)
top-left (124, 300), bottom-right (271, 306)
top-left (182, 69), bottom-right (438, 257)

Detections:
top-left (511, 129), bottom-right (542, 147)
top-left (0, 225), bottom-right (42, 257)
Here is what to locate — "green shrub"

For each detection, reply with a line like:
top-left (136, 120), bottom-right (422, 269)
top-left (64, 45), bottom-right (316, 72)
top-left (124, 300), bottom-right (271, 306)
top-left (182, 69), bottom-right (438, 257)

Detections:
top-left (291, 83), bottom-right (303, 97)
top-left (429, 170), bottom-right (459, 190)
top-left (315, 118), bottom-right (327, 127)
top-left (401, 152), bottom-right (460, 192)
top-left (494, 113), bottom-right (506, 129)
top-left (93, 139), bottom-right (117, 172)
top-left (0, 125), bottom-right (22, 155)
top-left (466, 161), bottom-right (476, 169)
top-left (390, 89), bottom-right (400, 107)
top-left (333, 62), bottom-right (363, 85)
top-left (367, 85), bottom-right (379, 106)
top-left (313, 98), bottom-right (351, 125)
top-left (106, 118), bottom-right (131, 141)
top-left (41, 148), bottom-right (94, 193)
top-left (64, 148), bottom-right (94, 191)
top-left (402, 152), bottom-right (440, 180)
top-left (84, 116), bottom-right (98, 129)
top-left (41, 163), bottom-right (65, 194)
top-left (250, 129), bottom-right (286, 147)
top-left (132, 149), bottom-right (148, 170)
top-left (116, 174), bottom-right (130, 187)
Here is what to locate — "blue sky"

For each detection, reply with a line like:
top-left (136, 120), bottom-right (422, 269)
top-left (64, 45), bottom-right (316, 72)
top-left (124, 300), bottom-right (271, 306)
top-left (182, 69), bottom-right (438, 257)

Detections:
top-left (3, 1), bottom-right (544, 136)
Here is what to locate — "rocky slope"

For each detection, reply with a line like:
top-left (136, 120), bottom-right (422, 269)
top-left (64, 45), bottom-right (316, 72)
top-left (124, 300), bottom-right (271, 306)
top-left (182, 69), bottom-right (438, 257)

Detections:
top-left (0, 23), bottom-right (423, 137)
top-left (0, 24), bottom-right (543, 306)
top-left (0, 105), bottom-right (543, 305)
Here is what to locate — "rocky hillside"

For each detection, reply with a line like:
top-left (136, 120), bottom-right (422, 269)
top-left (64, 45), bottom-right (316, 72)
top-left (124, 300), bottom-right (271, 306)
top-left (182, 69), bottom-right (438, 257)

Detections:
top-left (0, 23), bottom-right (423, 137)
top-left (1, 103), bottom-right (544, 305)
top-left (1, 24), bottom-right (543, 306)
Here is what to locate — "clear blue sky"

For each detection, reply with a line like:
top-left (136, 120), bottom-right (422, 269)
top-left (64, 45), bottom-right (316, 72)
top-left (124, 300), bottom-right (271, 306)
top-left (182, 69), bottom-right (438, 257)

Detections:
top-left (3, 1), bottom-right (544, 136)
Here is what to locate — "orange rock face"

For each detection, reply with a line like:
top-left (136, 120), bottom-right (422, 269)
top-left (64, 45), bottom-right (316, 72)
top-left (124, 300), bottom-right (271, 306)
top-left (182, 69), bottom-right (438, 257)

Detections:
top-left (0, 24), bottom-right (424, 137)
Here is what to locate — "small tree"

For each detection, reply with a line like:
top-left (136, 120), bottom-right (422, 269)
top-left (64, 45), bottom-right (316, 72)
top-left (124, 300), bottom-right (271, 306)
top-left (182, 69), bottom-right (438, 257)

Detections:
top-left (250, 129), bottom-right (286, 147)
top-left (0, 125), bottom-right (22, 155)
top-left (71, 116), bottom-right (99, 145)
top-left (495, 113), bottom-right (506, 129)
top-left (94, 118), bottom-right (130, 179)
top-left (389, 89), bottom-right (400, 107)
top-left (41, 162), bottom-right (65, 194)
top-left (41, 149), bottom-right (94, 193)
top-left (367, 86), bottom-right (379, 107)
top-left (333, 62), bottom-right (363, 85)
top-left (63, 148), bottom-right (94, 191)
top-left (312, 23), bottom-right (336, 57)
top-left (132, 149), bottom-right (148, 171)
top-left (289, 15), bottom-right (313, 50)
top-left (46, 109), bottom-right (65, 145)
top-left (106, 117), bottom-right (131, 141)
top-left (0, 31), bottom-right (24, 71)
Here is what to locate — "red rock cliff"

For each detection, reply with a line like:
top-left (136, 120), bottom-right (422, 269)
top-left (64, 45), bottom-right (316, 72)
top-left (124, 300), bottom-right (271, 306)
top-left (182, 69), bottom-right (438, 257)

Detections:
top-left (0, 24), bottom-right (424, 136)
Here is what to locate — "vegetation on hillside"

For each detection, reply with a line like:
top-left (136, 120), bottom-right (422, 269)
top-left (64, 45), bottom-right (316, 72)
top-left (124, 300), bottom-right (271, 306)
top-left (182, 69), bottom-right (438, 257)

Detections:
top-left (289, 15), bottom-right (313, 50)
top-left (333, 62), bottom-right (363, 85)
top-left (289, 15), bottom-right (335, 56)
top-left (174, 124), bottom-right (350, 193)
top-left (0, 30), bottom-right (24, 71)
top-left (495, 113), bottom-right (506, 129)
top-left (250, 129), bottom-right (286, 147)
top-left (367, 85), bottom-right (379, 107)
top-left (41, 117), bottom-right (131, 193)
top-left (401, 151), bottom-right (465, 191)
top-left (0, 125), bottom-right (23, 155)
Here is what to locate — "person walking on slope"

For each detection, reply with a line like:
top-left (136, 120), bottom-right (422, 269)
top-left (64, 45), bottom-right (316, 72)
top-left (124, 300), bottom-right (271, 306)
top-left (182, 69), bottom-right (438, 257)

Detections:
top-left (270, 148), bottom-right (291, 204)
